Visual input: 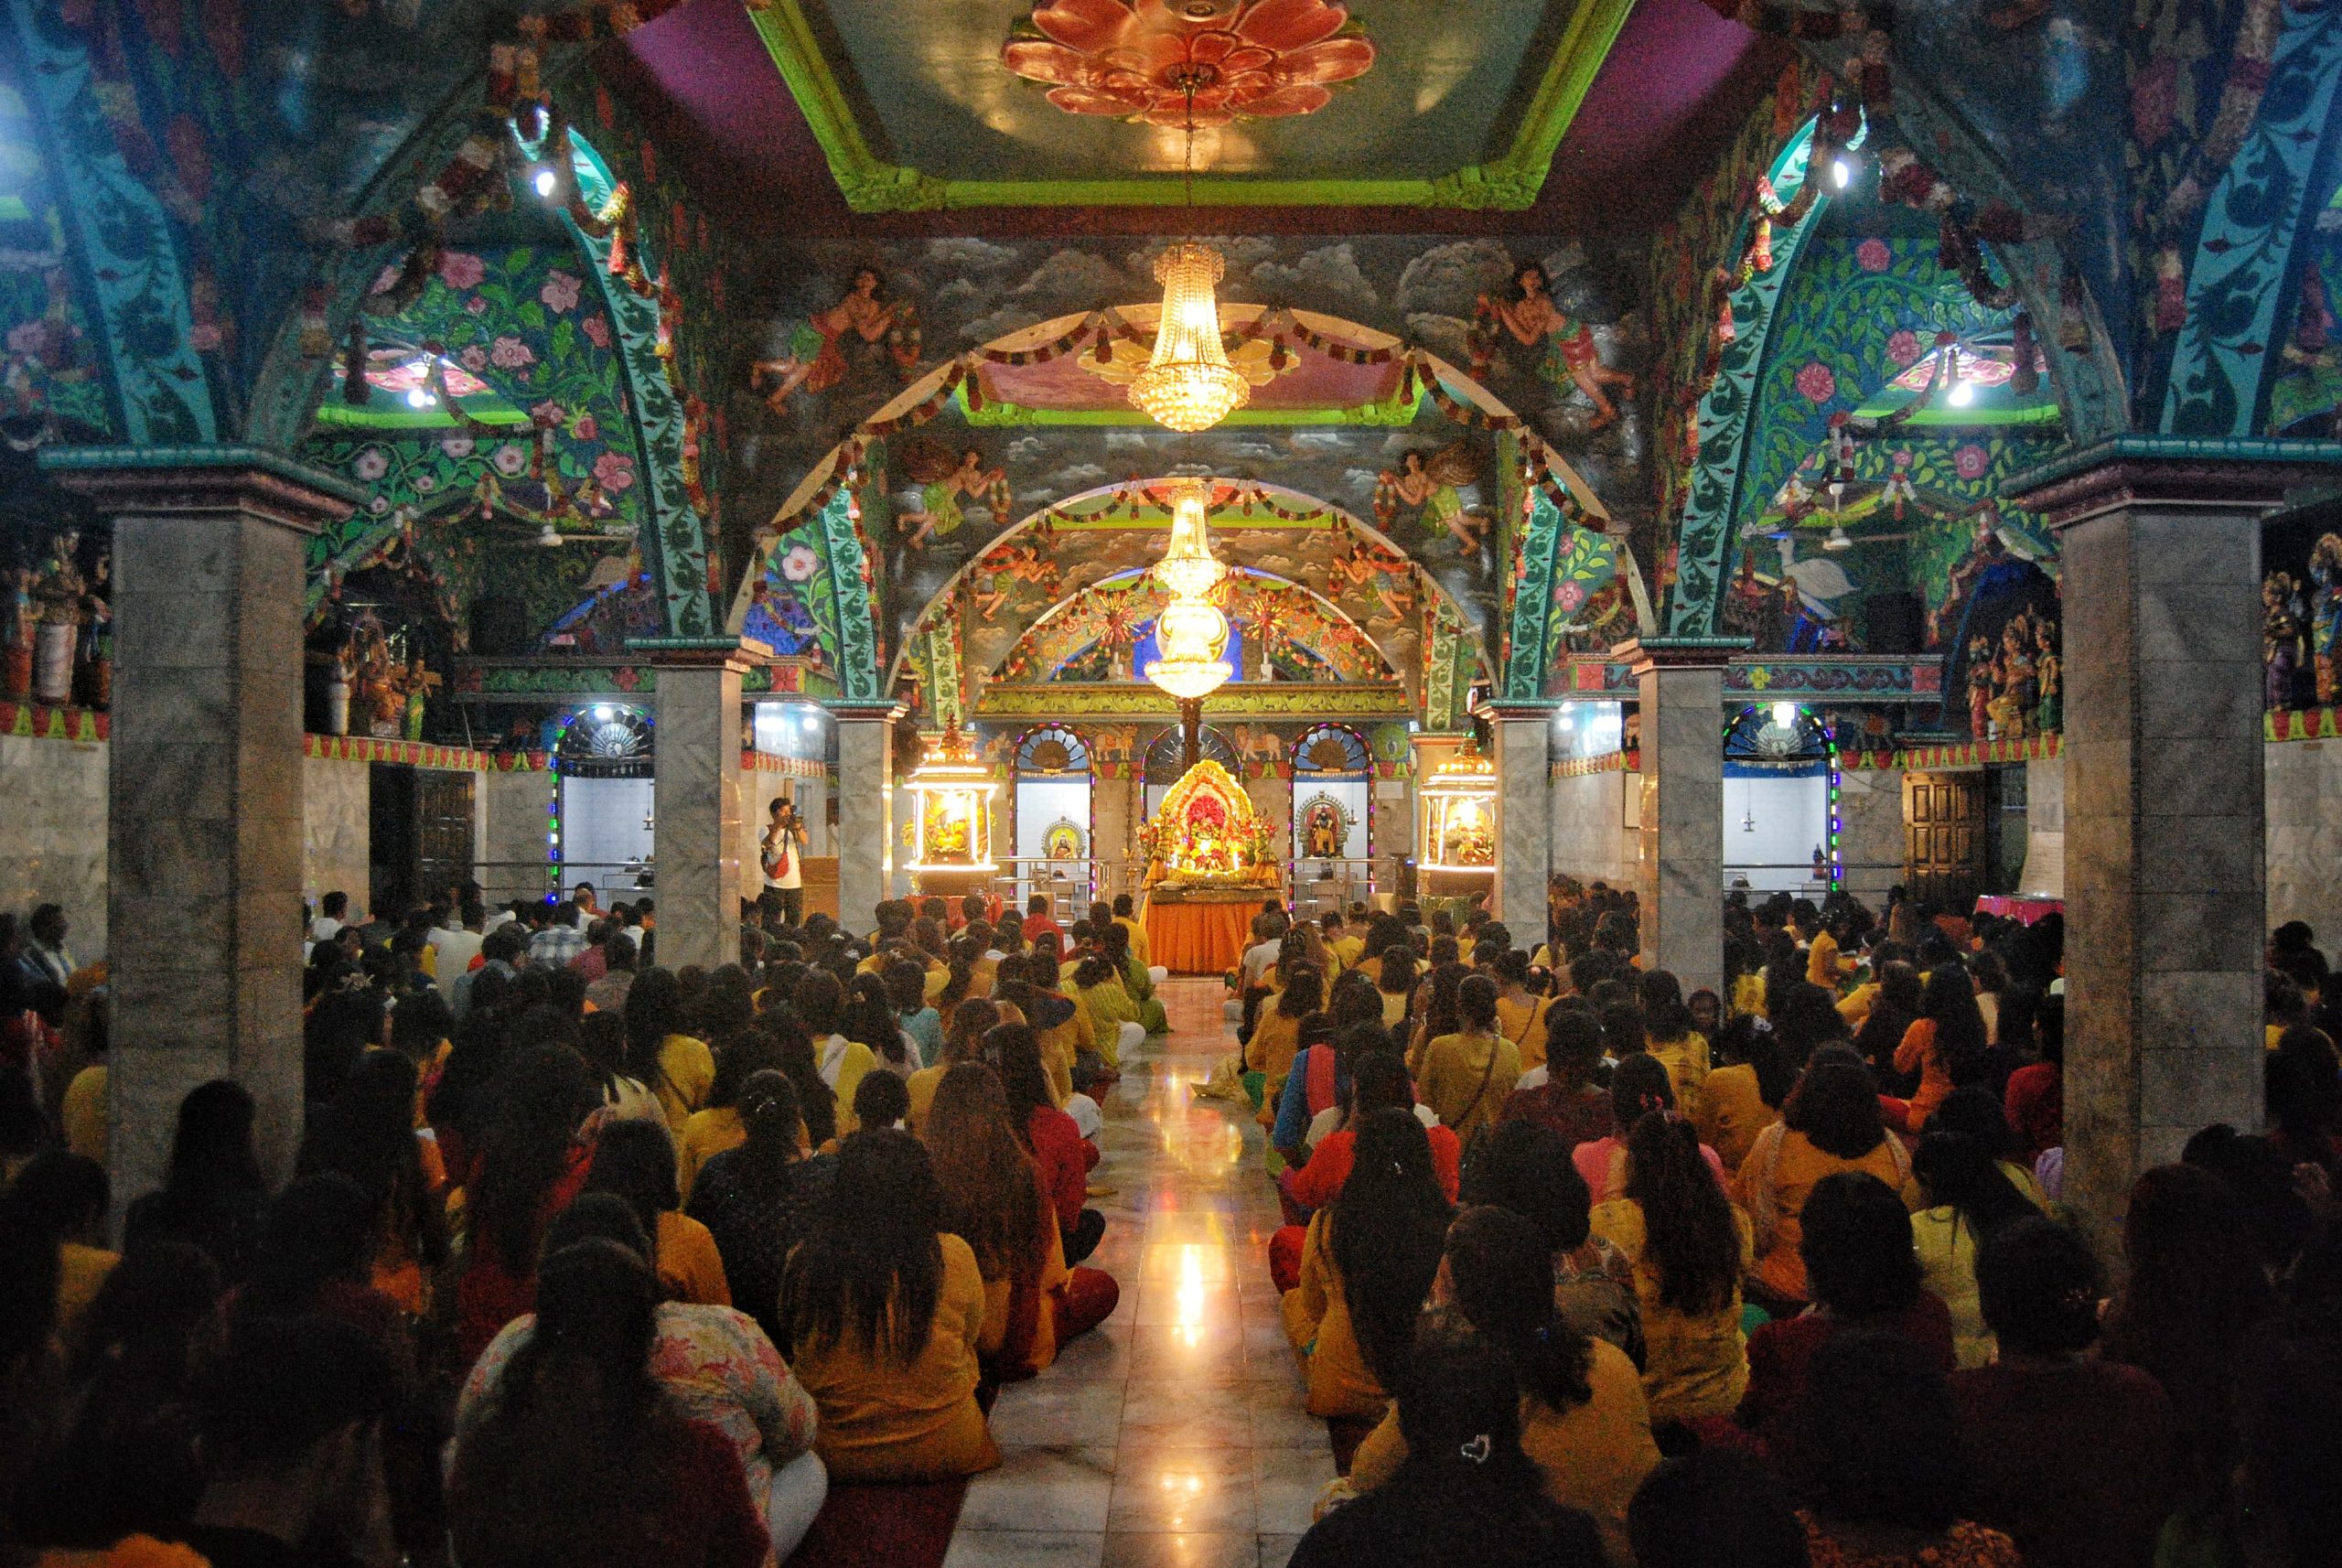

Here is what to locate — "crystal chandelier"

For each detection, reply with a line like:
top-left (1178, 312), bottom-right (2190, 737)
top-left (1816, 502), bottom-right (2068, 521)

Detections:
top-left (1128, 77), bottom-right (1248, 433)
top-left (1154, 482), bottom-right (1228, 599)
top-left (1144, 593), bottom-right (1234, 702)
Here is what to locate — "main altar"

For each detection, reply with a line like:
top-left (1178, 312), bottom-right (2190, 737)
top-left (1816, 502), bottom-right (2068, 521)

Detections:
top-left (1139, 759), bottom-right (1279, 974)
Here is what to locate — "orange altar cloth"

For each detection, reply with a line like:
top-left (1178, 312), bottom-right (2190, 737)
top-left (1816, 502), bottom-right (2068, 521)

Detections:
top-left (1144, 898), bottom-right (1258, 976)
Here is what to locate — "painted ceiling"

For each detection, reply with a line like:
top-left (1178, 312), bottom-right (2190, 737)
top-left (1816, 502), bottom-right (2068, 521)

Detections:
top-left (610, 0), bottom-right (1789, 230)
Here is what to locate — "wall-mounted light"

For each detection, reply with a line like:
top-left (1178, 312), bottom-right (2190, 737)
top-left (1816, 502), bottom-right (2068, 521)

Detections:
top-left (1771, 701), bottom-right (1799, 730)
top-left (534, 167), bottom-right (559, 199)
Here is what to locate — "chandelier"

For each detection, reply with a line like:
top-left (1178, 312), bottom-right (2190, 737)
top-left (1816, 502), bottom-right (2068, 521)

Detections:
top-left (1154, 482), bottom-right (1228, 599)
top-left (1144, 593), bottom-right (1234, 702)
top-left (1128, 77), bottom-right (1247, 433)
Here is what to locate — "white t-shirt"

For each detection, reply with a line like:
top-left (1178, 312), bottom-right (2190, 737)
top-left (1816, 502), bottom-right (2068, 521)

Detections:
top-left (309, 916), bottom-right (344, 943)
top-left (429, 928), bottom-right (484, 983)
top-left (766, 821), bottom-right (804, 890)
top-left (1241, 940), bottom-right (1282, 988)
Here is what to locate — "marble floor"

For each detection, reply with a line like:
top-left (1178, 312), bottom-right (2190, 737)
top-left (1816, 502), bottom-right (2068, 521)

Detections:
top-left (943, 978), bottom-right (1327, 1568)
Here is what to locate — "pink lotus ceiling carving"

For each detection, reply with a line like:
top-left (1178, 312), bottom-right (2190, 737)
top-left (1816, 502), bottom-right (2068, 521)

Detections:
top-left (1001, 0), bottom-right (1376, 129)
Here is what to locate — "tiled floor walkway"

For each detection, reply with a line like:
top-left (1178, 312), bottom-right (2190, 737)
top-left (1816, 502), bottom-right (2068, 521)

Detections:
top-left (943, 979), bottom-right (1327, 1568)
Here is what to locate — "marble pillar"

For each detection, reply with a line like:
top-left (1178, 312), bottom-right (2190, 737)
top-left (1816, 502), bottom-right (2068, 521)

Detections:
top-left (648, 641), bottom-right (764, 972)
top-left (1484, 703), bottom-right (1556, 940)
top-left (56, 454), bottom-right (353, 1204)
top-left (832, 703), bottom-right (903, 937)
top-left (2006, 441), bottom-right (2339, 1251)
top-left (1617, 638), bottom-right (1742, 998)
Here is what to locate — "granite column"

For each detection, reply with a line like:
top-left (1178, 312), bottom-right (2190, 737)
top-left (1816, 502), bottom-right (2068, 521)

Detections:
top-left (55, 452), bottom-right (355, 1205)
top-left (1482, 703), bottom-right (1556, 943)
top-left (831, 702), bottom-right (903, 938)
top-left (1618, 638), bottom-right (1741, 998)
top-left (646, 639), bottom-right (764, 972)
top-left (2006, 440), bottom-right (2340, 1251)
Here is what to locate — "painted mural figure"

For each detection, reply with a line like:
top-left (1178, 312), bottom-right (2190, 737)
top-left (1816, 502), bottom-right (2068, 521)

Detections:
top-left (2035, 619), bottom-right (2060, 734)
top-left (1967, 635), bottom-right (1996, 739)
top-left (1303, 798), bottom-right (1345, 859)
top-left (1328, 524), bottom-right (1413, 622)
top-left (1376, 444), bottom-right (1486, 553)
top-left (750, 268), bottom-right (914, 409)
top-left (1476, 263), bottom-right (1636, 431)
top-left (2310, 532), bottom-right (2342, 703)
top-left (899, 444), bottom-right (1006, 551)
top-left (2267, 570), bottom-right (2311, 712)
top-left (1989, 617), bottom-right (2037, 740)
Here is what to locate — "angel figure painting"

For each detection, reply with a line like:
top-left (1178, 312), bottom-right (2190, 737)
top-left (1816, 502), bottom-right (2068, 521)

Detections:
top-left (1375, 443), bottom-right (1488, 554)
top-left (1474, 262), bottom-right (1636, 430)
top-left (970, 533), bottom-right (1062, 619)
top-left (1328, 521), bottom-right (1413, 623)
top-left (897, 441), bottom-right (1007, 551)
top-left (750, 267), bottom-right (919, 411)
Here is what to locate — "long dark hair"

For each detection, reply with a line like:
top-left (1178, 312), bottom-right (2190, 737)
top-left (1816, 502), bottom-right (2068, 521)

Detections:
top-left (986, 1023), bottom-right (1056, 1141)
top-left (469, 1046), bottom-right (592, 1270)
top-left (921, 1062), bottom-right (1043, 1283)
top-left (1276, 965), bottom-right (1325, 1020)
top-left (784, 1129), bottom-right (947, 1364)
top-left (298, 1050), bottom-right (447, 1271)
top-left (846, 973), bottom-right (909, 1067)
top-left (1445, 1206), bottom-right (1595, 1412)
top-left (1799, 1172), bottom-right (1921, 1317)
top-left (620, 966), bottom-right (686, 1099)
top-left (1388, 1343), bottom-right (1596, 1563)
top-left (1329, 1107), bottom-right (1454, 1390)
top-left (767, 1004), bottom-right (837, 1149)
top-left (162, 1079), bottom-right (265, 1199)
top-left (1918, 963), bottom-right (1990, 1085)
top-left (1911, 1128), bottom-right (2035, 1243)
top-left (1714, 1016), bottom-right (1797, 1108)
top-left (1623, 1111), bottom-right (1740, 1315)
top-left (1785, 1060), bottom-right (1887, 1161)
top-left (1789, 1330), bottom-right (1967, 1534)
top-left (583, 1119), bottom-right (682, 1270)
top-left (1853, 961), bottom-right (1923, 1072)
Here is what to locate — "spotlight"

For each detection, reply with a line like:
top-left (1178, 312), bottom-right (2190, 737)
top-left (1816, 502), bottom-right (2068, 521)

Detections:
top-left (1831, 156), bottom-right (1853, 189)
top-left (1949, 378), bottom-right (1976, 408)
top-left (404, 386), bottom-right (436, 409)
top-left (1771, 701), bottom-right (1799, 730)
top-left (534, 167), bottom-right (559, 199)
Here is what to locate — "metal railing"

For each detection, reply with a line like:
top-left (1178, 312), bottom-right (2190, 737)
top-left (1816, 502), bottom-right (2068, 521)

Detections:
top-left (474, 859), bottom-right (652, 909)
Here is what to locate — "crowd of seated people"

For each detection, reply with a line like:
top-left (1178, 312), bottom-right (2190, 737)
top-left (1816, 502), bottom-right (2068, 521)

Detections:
top-left (1238, 883), bottom-right (2342, 1568)
top-left (0, 883), bottom-right (1167, 1568)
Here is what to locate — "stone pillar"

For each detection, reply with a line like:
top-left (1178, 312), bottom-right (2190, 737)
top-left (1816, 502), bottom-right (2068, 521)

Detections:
top-left (1483, 703), bottom-right (1556, 940)
top-left (1617, 637), bottom-right (1743, 997)
top-left (54, 452), bottom-right (357, 1204)
top-left (831, 702), bottom-right (903, 939)
top-left (2005, 441), bottom-right (2338, 1250)
top-left (644, 639), bottom-right (765, 972)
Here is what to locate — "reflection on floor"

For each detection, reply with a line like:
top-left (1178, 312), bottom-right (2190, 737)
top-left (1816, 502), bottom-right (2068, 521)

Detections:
top-left (943, 979), bottom-right (1326, 1568)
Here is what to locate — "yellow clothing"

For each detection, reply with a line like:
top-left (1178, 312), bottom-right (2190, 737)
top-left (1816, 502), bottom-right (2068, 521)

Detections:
top-left (654, 1033), bottom-right (717, 1129)
top-left (2267, 1022), bottom-right (2287, 1051)
top-left (1836, 982), bottom-right (1881, 1031)
top-left (1690, 1061), bottom-right (1778, 1176)
top-left (1495, 993), bottom-right (1554, 1070)
top-left (1805, 930), bottom-right (1848, 988)
top-left (822, 1036), bottom-right (880, 1134)
top-left (1911, 1207), bottom-right (1995, 1369)
top-left (1115, 915), bottom-right (1153, 969)
top-left (675, 1105), bottom-right (746, 1204)
top-left (1281, 1209), bottom-right (1386, 1418)
top-left (1589, 1198), bottom-right (1754, 1424)
top-left (1036, 1005), bottom-right (1089, 1105)
top-left (794, 1232), bottom-right (1000, 1481)
top-left (905, 1064), bottom-right (948, 1133)
top-left (60, 1064), bottom-right (106, 1164)
top-left (1076, 980), bottom-right (1139, 1068)
top-left (969, 957), bottom-right (999, 1000)
top-left (1246, 1008), bottom-right (1305, 1086)
top-left (653, 1209), bottom-right (732, 1306)
top-left (1350, 1338), bottom-right (1660, 1568)
top-left (975, 1219), bottom-right (1073, 1373)
top-left (1732, 972), bottom-right (1767, 1019)
top-left (1417, 1030), bottom-right (1521, 1145)
top-left (56, 1240), bottom-right (119, 1349)
top-left (1380, 990), bottom-right (1411, 1029)
top-left (1738, 1124), bottom-right (1912, 1304)
top-left (1331, 935), bottom-right (1365, 970)
top-left (1646, 1030), bottom-right (1710, 1119)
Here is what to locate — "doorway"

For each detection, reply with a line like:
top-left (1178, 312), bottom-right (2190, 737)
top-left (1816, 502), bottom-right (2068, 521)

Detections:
top-left (1904, 771), bottom-right (1987, 911)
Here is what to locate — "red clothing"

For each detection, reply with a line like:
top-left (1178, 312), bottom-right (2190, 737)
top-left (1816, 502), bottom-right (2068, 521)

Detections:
top-left (1026, 1104), bottom-right (1094, 1237)
top-left (454, 1145), bottom-right (593, 1369)
top-left (1738, 1294), bottom-right (1957, 1442)
top-left (1023, 914), bottom-right (1066, 948)
top-left (1497, 1079), bottom-right (1616, 1148)
top-left (449, 1414), bottom-right (768, 1568)
top-left (2003, 1061), bottom-right (2062, 1159)
top-left (1950, 1359), bottom-right (2179, 1568)
top-left (1285, 1121), bottom-right (1461, 1213)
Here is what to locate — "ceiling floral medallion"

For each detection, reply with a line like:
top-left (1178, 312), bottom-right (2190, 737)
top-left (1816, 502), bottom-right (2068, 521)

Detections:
top-left (1001, 0), bottom-right (1377, 128)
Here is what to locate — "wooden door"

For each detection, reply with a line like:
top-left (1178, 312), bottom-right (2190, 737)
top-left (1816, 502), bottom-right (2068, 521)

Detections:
top-left (414, 769), bottom-right (477, 908)
top-left (1903, 771), bottom-right (1985, 912)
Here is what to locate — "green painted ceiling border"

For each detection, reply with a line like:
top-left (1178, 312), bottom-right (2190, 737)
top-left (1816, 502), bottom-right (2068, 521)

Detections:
top-left (746, 0), bottom-right (1637, 212)
top-left (311, 402), bottom-right (532, 430)
top-left (959, 383), bottom-right (1422, 426)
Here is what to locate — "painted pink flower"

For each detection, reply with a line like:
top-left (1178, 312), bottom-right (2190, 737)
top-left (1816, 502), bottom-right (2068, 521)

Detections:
top-left (1954, 444), bottom-right (1990, 479)
top-left (1794, 360), bottom-right (1837, 403)
top-left (1552, 579), bottom-right (1586, 613)
top-left (582, 315), bottom-right (611, 349)
top-left (413, 472), bottom-right (438, 495)
top-left (540, 270), bottom-right (584, 313)
top-left (440, 435), bottom-right (475, 460)
top-left (493, 442), bottom-right (531, 476)
top-left (530, 400), bottom-right (563, 425)
top-left (2132, 54), bottom-right (2179, 148)
top-left (592, 451), bottom-right (636, 492)
top-left (1856, 238), bottom-right (1892, 273)
top-left (572, 413), bottom-right (598, 441)
top-left (781, 544), bottom-right (819, 582)
top-left (465, 295), bottom-right (489, 316)
top-left (459, 344), bottom-right (489, 372)
top-left (437, 251), bottom-right (487, 291)
top-left (1885, 328), bottom-right (1923, 366)
top-left (489, 335), bottom-right (536, 371)
top-left (352, 446), bottom-right (390, 480)
top-left (1002, 0), bottom-right (1376, 128)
